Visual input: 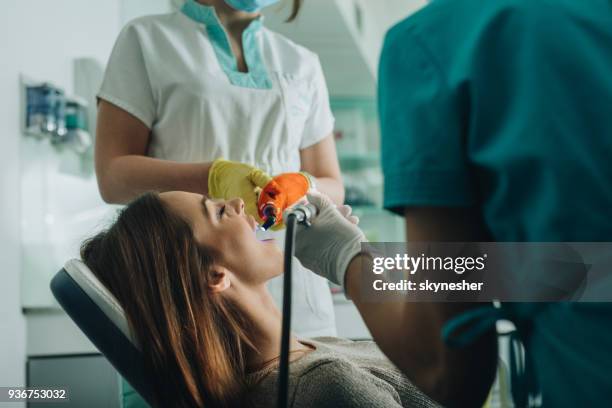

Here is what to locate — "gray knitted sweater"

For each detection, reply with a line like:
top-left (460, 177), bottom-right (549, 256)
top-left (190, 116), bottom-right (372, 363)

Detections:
top-left (247, 337), bottom-right (441, 408)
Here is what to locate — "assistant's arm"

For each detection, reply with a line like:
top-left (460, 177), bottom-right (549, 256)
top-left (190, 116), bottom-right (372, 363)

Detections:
top-left (300, 134), bottom-right (345, 205)
top-left (95, 100), bottom-right (212, 204)
top-left (344, 208), bottom-right (497, 407)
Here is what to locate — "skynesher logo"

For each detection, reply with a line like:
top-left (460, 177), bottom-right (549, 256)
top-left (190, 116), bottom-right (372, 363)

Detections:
top-left (372, 279), bottom-right (485, 292)
top-left (372, 254), bottom-right (488, 275)
top-left (362, 242), bottom-right (609, 302)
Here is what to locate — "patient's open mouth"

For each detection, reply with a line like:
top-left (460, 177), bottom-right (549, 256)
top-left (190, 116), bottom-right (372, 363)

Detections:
top-left (255, 227), bottom-right (276, 242)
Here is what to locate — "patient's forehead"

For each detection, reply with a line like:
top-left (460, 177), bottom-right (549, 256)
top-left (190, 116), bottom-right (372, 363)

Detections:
top-left (158, 191), bottom-right (205, 221)
top-left (159, 191), bottom-right (203, 206)
top-left (159, 191), bottom-right (201, 201)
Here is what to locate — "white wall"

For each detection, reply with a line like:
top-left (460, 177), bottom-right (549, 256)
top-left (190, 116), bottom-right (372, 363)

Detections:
top-left (19, 1), bottom-right (172, 310)
top-left (121, 0), bottom-right (171, 24)
top-left (0, 0), bottom-right (122, 402)
top-left (356, 0), bottom-right (428, 77)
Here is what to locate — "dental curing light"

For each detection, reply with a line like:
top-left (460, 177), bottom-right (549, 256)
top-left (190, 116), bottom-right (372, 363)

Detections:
top-left (260, 203), bottom-right (278, 230)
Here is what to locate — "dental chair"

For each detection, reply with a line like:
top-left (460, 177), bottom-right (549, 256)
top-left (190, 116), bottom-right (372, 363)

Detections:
top-left (50, 259), bottom-right (155, 406)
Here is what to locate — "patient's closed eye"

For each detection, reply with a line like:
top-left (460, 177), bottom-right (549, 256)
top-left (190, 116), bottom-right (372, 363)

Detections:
top-left (217, 205), bottom-right (226, 219)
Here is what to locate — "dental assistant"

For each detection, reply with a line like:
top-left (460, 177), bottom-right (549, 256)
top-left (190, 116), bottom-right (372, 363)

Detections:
top-left (295, 0), bottom-right (612, 407)
top-left (96, 0), bottom-right (343, 335)
top-left (95, 0), bottom-right (342, 405)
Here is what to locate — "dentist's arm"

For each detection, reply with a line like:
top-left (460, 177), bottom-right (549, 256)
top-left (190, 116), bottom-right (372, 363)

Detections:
top-left (344, 208), bottom-right (497, 408)
top-left (300, 134), bottom-right (345, 205)
top-left (95, 100), bottom-right (211, 204)
top-left (294, 194), bottom-right (496, 407)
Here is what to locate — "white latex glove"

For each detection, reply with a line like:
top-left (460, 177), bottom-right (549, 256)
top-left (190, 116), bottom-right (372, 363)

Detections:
top-left (337, 204), bottom-right (359, 225)
top-left (289, 192), bottom-right (366, 287)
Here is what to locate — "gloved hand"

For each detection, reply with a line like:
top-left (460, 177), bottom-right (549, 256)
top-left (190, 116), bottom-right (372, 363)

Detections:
top-left (257, 172), bottom-right (313, 229)
top-left (289, 191), bottom-right (366, 287)
top-left (208, 159), bottom-right (273, 223)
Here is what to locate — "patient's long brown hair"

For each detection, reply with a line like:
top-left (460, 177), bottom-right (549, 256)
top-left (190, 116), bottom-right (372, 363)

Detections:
top-left (287, 0), bottom-right (303, 22)
top-left (81, 193), bottom-right (255, 407)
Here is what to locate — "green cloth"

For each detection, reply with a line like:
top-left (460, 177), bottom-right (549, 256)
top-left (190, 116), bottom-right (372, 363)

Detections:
top-left (379, 0), bottom-right (612, 406)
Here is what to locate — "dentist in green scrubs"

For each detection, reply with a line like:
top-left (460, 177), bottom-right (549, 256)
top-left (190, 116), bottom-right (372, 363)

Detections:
top-left (291, 0), bottom-right (612, 407)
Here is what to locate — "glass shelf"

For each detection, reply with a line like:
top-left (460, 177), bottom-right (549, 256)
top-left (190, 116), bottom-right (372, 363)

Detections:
top-left (330, 97), bottom-right (377, 116)
top-left (350, 205), bottom-right (406, 242)
top-left (351, 205), bottom-right (389, 215)
top-left (338, 152), bottom-right (379, 170)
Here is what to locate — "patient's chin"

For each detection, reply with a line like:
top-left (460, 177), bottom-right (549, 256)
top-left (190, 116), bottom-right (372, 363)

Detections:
top-left (262, 256), bottom-right (284, 282)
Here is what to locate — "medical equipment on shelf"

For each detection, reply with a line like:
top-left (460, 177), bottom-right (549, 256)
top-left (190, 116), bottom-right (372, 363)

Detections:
top-left (60, 97), bottom-right (92, 153)
top-left (23, 79), bottom-right (93, 154)
top-left (25, 83), bottom-right (65, 137)
top-left (278, 202), bottom-right (318, 408)
top-left (257, 173), bottom-right (312, 230)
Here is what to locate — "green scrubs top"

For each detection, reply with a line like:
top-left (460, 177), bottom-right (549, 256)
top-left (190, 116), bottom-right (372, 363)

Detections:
top-left (379, 0), bottom-right (612, 406)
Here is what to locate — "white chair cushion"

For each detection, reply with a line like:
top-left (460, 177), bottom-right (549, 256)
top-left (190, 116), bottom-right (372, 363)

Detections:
top-left (64, 259), bottom-right (139, 348)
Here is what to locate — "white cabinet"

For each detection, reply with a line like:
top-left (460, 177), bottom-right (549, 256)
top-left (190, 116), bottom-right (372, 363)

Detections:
top-left (264, 0), bottom-right (377, 97)
top-left (264, 0), bottom-right (427, 97)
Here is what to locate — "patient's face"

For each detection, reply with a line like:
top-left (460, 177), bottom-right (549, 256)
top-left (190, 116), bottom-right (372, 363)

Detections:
top-left (160, 191), bottom-right (283, 285)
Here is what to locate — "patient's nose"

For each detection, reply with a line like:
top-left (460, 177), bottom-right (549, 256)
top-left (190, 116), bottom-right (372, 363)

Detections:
top-left (229, 198), bottom-right (245, 214)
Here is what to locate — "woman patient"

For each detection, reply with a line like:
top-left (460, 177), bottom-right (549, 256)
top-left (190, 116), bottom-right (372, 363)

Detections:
top-left (81, 191), bottom-right (440, 408)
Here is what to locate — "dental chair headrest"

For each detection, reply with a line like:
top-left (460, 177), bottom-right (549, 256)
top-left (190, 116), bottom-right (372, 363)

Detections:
top-left (64, 259), bottom-right (137, 346)
top-left (51, 259), bottom-right (154, 405)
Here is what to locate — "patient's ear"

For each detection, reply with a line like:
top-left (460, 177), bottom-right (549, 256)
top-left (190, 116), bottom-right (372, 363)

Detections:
top-left (209, 266), bottom-right (231, 293)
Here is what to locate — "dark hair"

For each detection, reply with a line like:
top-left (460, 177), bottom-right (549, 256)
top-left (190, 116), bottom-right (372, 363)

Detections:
top-left (81, 192), bottom-right (255, 407)
top-left (286, 0), bottom-right (303, 22)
